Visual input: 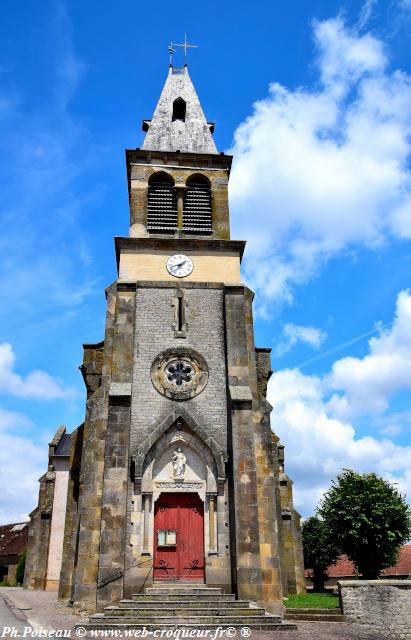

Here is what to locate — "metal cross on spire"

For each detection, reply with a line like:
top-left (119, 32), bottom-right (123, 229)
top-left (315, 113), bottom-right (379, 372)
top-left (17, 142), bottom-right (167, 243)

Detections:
top-left (174, 34), bottom-right (198, 63)
top-left (168, 42), bottom-right (176, 66)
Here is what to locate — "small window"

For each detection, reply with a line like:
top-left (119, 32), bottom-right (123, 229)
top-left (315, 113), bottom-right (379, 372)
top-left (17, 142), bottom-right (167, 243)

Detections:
top-left (172, 98), bottom-right (186, 122)
top-left (157, 529), bottom-right (177, 546)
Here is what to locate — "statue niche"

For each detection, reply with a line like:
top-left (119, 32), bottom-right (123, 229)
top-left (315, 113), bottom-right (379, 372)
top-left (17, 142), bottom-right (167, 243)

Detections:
top-left (172, 447), bottom-right (186, 479)
top-left (140, 421), bottom-right (219, 500)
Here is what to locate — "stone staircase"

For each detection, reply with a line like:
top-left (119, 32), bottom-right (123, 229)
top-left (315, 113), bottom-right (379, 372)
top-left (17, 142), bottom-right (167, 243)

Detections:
top-left (83, 584), bottom-right (297, 631)
top-left (285, 607), bottom-right (345, 622)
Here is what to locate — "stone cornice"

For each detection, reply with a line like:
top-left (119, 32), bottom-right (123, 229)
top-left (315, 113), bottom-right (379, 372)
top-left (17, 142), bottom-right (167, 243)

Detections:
top-left (115, 236), bottom-right (246, 271)
top-left (116, 281), bottom-right (226, 291)
top-left (126, 149), bottom-right (232, 182)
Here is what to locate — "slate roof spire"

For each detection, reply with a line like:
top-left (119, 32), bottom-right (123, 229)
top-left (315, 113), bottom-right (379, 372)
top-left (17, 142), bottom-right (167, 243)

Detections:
top-left (142, 65), bottom-right (217, 154)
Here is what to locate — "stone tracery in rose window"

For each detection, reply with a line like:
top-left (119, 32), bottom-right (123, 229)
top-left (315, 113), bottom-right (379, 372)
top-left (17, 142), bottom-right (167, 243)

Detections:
top-left (151, 348), bottom-right (208, 400)
top-left (166, 360), bottom-right (194, 387)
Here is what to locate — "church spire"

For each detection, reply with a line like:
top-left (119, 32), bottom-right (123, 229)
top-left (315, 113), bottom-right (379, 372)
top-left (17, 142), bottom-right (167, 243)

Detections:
top-left (141, 65), bottom-right (217, 154)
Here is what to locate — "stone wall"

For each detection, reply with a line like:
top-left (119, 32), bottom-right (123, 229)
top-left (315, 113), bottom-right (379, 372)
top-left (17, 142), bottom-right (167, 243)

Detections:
top-left (130, 283), bottom-right (228, 453)
top-left (339, 580), bottom-right (411, 640)
top-left (125, 281), bottom-right (231, 597)
top-left (276, 442), bottom-right (305, 595)
top-left (58, 425), bottom-right (84, 601)
top-left (24, 471), bottom-right (55, 589)
top-left (45, 459), bottom-right (69, 589)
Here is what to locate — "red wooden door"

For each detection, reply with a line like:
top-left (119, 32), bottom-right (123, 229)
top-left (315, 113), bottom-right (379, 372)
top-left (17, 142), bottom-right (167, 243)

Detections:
top-left (153, 494), bottom-right (179, 580)
top-left (153, 493), bottom-right (204, 581)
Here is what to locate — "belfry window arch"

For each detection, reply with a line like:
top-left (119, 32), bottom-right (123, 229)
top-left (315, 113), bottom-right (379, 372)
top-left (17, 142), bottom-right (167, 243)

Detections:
top-left (147, 172), bottom-right (178, 233)
top-left (172, 97), bottom-right (186, 122)
top-left (183, 174), bottom-right (213, 234)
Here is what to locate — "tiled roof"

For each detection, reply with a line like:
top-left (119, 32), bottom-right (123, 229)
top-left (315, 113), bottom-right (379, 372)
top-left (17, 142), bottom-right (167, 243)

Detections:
top-left (382, 544), bottom-right (411, 576)
top-left (49, 425), bottom-right (66, 447)
top-left (0, 522), bottom-right (29, 557)
top-left (305, 545), bottom-right (411, 578)
top-left (326, 555), bottom-right (356, 577)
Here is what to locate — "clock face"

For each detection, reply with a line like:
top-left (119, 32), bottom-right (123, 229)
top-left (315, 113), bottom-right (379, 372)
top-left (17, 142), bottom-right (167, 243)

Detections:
top-left (167, 254), bottom-right (194, 278)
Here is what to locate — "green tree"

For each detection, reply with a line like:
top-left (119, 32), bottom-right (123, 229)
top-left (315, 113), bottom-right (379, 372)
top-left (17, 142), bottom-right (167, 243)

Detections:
top-left (319, 469), bottom-right (411, 579)
top-left (302, 516), bottom-right (340, 591)
top-left (15, 551), bottom-right (26, 585)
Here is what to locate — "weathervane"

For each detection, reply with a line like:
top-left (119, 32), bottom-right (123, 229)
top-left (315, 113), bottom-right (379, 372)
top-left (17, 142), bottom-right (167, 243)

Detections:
top-left (174, 34), bottom-right (198, 63)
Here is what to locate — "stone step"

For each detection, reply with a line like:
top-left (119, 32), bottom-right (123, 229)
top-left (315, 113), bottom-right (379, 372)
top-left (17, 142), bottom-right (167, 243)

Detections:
top-left (142, 590), bottom-right (221, 597)
top-left (132, 593), bottom-right (235, 602)
top-left (86, 615), bottom-right (285, 627)
top-left (285, 612), bottom-right (345, 622)
top-left (102, 607), bottom-right (267, 617)
top-left (80, 622), bottom-right (297, 632)
top-left (144, 586), bottom-right (221, 596)
top-left (119, 599), bottom-right (247, 608)
top-left (285, 607), bottom-right (342, 615)
top-left (86, 587), bottom-right (298, 632)
top-left (146, 582), bottom-right (214, 587)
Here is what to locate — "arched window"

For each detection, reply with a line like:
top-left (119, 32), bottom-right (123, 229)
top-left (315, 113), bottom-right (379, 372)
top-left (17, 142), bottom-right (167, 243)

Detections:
top-left (147, 172), bottom-right (177, 233)
top-left (183, 174), bottom-right (212, 234)
top-left (172, 98), bottom-right (186, 122)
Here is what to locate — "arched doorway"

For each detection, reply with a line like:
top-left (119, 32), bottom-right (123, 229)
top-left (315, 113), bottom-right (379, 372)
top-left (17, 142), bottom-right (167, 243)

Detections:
top-left (153, 492), bottom-right (204, 581)
top-left (136, 417), bottom-right (221, 583)
top-left (130, 414), bottom-right (230, 590)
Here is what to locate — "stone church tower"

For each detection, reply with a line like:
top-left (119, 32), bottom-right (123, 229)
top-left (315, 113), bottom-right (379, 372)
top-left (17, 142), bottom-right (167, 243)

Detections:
top-left (25, 63), bottom-right (305, 615)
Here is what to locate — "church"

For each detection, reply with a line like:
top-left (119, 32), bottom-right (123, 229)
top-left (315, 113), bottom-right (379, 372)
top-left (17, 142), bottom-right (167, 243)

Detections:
top-left (24, 58), bottom-right (305, 620)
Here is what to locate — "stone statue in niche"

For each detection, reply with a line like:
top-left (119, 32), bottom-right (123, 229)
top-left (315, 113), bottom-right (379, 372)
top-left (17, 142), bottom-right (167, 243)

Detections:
top-left (172, 447), bottom-right (187, 479)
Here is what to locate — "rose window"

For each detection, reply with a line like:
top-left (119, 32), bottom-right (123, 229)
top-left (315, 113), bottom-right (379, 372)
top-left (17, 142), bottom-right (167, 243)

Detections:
top-left (166, 361), bottom-right (194, 387)
top-left (151, 348), bottom-right (208, 400)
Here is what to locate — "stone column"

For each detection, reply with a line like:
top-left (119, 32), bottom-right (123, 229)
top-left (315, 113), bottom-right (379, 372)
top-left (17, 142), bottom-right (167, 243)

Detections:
top-left (175, 187), bottom-right (185, 231)
top-left (208, 494), bottom-right (216, 551)
top-left (142, 493), bottom-right (151, 552)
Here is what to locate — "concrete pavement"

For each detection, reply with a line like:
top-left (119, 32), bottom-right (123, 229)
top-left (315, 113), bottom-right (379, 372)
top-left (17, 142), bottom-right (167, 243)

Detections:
top-left (0, 591), bottom-right (31, 636)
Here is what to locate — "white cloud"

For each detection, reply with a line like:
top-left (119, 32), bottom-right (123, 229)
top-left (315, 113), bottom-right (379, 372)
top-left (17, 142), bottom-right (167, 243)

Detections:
top-left (269, 290), bottom-right (411, 516)
top-left (0, 343), bottom-right (77, 400)
top-left (229, 16), bottom-right (411, 312)
top-left (356, 0), bottom-right (378, 30)
top-left (327, 290), bottom-right (411, 417)
top-left (0, 408), bottom-right (32, 431)
top-left (0, 408), bottom-right (46, 524)
top-left (269, 369), bottom-right (411, 517)
top-left (375, 410), bottom-right (411, 437)
top-left (275, 323), bottom-right (327, 357)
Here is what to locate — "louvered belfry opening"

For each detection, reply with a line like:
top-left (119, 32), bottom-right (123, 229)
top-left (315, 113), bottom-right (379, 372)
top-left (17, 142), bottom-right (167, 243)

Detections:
top-left (147, 172), bottom-right (178, 233)
top-left (183, 175), bottom-right (213, 234)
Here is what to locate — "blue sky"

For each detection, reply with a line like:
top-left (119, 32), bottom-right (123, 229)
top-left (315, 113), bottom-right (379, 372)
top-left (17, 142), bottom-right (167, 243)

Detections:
top-left (1, 0), bottom-right (411, 522)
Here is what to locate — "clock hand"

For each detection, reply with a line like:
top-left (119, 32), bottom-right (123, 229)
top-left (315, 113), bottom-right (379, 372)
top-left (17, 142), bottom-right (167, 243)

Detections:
top-left (175, 259), bottom-right (187, 267)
